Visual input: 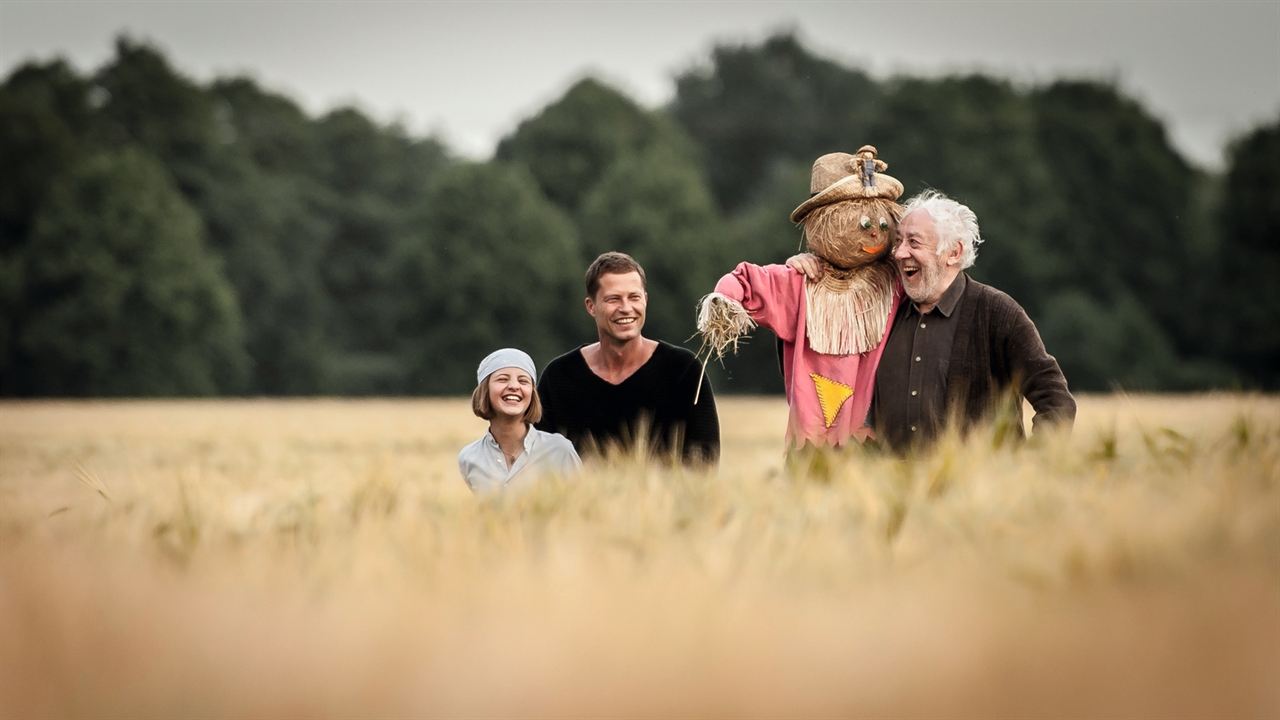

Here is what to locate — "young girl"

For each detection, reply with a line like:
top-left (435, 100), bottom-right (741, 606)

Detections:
top-left (458, 348), bottom-right (581, 493)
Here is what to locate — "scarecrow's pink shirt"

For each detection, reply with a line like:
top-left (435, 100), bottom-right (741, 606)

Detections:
top-left (714, 262), bottom-right (901, 447)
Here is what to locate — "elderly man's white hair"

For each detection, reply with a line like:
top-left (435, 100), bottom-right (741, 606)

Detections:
top-left (901, 190), bottom-right (984, 269)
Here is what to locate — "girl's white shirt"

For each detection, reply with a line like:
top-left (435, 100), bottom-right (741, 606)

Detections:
top-left (457, 425), bottom-right (581, 493)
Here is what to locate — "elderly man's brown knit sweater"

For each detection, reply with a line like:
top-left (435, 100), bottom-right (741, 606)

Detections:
top-left (874, 273), bottom-right (1076, 451)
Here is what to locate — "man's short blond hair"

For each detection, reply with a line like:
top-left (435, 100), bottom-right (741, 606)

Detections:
top-left (585, 252), bottom-right (647, 298)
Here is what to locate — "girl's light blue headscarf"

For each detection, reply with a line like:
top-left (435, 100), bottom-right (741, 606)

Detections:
top-left (476, 348), bottom-right (537, 385)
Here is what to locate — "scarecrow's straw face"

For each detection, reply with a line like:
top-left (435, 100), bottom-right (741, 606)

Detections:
top-left (803, 198), bottom-right (901, 270)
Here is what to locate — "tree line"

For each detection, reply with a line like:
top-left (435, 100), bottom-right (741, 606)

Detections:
top-left (2, 34), bottom-right (1276, 396)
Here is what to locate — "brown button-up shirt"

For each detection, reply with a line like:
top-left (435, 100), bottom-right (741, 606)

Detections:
top-left (872, 273), bottom-right (967, 451)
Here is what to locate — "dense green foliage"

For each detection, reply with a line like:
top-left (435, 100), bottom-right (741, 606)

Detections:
top-left (2, 33), bottom-right (1275, 395)
top-left (11, 149), bottom-right (246, 395)
top-left (1215, 122), bottom-right (1280, 388)
top-left (395, 161), bottom-right (581, 394)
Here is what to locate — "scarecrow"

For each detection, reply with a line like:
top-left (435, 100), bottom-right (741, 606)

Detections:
top-left (696, 145), bottom-right (903, 447)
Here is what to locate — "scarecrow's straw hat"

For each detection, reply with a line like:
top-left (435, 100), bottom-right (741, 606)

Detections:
top-left (790, 145), bottom-right (904, 223)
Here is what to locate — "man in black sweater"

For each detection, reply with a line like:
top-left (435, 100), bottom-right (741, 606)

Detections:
top-left (536, 252), bottom-right (720, 465)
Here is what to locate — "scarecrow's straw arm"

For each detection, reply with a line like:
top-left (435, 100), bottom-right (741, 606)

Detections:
top-left (691, 293), bottom-right (757, 404)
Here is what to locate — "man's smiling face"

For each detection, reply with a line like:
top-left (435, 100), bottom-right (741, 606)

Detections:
top-left (893, 210), bottom-right (960, 310)
top-left (586, 271), bottom-right (647, 345)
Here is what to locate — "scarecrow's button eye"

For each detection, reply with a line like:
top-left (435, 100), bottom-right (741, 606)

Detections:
top-left (859, 216), bottom-right (871, 230)
top-left (879, 218), bottom-right (890, 230)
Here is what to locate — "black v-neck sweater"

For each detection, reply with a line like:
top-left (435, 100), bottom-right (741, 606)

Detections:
top-left (536, 341), bottom-right (719, 464)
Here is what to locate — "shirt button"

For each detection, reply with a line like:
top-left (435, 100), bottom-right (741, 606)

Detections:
top-left (911, 390), bottom-right (918, 397)
top-left (920, 322), bottom-right (927, 329)
top-left (910, 425), bottom-right (917, 432)
top-left (915, 355), bottom-right (922, 362)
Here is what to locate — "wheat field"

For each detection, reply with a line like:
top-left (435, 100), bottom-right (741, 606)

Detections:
top-left (1, 395), bottom-right (1277, 718)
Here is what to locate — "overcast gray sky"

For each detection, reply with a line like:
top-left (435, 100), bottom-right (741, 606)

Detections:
top-left (2, 0), bottom-right (1277, 169)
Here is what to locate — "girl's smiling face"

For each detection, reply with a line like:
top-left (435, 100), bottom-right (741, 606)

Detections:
top-left (487, 367), bottom-right (533, 419)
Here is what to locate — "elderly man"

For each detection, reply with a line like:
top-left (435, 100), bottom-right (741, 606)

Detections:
top-left (790, 190), bottom-right (1075, 451)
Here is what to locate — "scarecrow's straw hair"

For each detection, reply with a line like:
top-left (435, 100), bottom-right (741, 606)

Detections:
top-left (804, 261), bottom-right (897, 355)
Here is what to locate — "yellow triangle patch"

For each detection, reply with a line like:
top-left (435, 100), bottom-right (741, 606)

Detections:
top-left (810, 373), bottom-right (854, 428)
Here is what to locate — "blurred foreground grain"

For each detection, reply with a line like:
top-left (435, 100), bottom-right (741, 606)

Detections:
top-left (1, 395), bottom-right (1277, 718)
